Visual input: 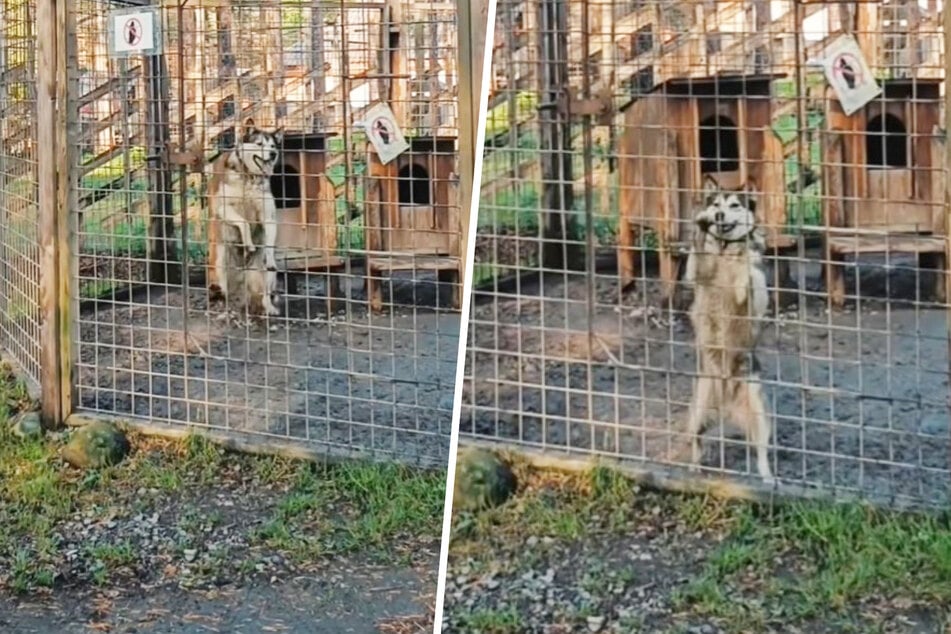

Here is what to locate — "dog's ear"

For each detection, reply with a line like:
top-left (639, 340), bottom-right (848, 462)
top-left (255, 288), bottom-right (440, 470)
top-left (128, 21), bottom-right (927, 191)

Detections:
top-left (241, 118), bottom-right (257, 140)
top-left (273, 127), bottom-right (285, 146)
top-left (741, 179), bottom-right (758, 213)
top-left (701, 174), bottom-right (719, 203)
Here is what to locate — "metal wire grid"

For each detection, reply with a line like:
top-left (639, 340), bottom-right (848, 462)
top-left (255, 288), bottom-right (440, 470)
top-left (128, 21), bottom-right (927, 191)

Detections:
top-left (463, 0), bottom-right (951, 508)
top-left (0, 0), bottom-right (43, 388)
top-left (68, 0), bottom-right (462, 467)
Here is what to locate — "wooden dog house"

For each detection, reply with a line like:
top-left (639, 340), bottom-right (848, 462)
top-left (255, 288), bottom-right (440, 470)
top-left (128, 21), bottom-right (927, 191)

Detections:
top-left (822, 78), bottom-right (946, 307)
top-left (207, 131), bottom-right (345, 310)
top-left (617, 73), bottom-right (792, 303)
top-left (364, 135), bottom-right (462, 312)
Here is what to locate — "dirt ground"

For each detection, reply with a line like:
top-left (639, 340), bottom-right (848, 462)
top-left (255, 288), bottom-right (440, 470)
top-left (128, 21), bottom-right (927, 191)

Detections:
top-left (1, 565), bottom-right (432, 634)
top-left (460, 251), bottom-right (950, 507)
top-left (75, 270), bottom-right (460, 468)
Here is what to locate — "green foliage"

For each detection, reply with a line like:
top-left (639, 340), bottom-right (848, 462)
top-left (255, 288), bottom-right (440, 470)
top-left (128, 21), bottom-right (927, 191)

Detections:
top-left (484, 92), bottom-right (539, 140)
top-left (81, 147), bottom-right (148, 191)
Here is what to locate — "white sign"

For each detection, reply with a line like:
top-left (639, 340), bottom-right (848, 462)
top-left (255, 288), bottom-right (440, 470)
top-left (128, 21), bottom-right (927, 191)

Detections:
top-left (821, 35), bottom-right (881, 116)
top-left (108, 7), bottom-right (162, 58)
top-left (364, 102), bottom-right (409, 165)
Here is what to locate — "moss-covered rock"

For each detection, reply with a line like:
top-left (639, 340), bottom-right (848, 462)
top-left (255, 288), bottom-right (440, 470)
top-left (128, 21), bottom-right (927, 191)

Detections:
top-left (453, 447), bottom-right (517, 512)
top-left (61, 421), bottom-right (130, 469)
top-left (9, 411), bottom-right (43, 440)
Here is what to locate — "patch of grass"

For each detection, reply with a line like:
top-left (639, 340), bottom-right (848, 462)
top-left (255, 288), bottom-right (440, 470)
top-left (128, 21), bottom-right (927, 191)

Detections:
top-left (0, 364), bottom-right (442, 594)
top-left (453, 606), bottom-right (524, 634)
top-left (250, 461), bottom-right (444, 562)
top-left (451, 461), bottom-right (951, 630)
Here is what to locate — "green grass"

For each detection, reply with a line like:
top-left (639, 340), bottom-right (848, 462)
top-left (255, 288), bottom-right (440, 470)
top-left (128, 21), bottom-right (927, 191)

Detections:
top-left (452, 459), bottom-right (951, 630)
top-left (0, 365), bottom-right (444, 592)
top-left (252, 460), bottom-right (445, 562)
top-left (452, 606), bottom-right (525, 634)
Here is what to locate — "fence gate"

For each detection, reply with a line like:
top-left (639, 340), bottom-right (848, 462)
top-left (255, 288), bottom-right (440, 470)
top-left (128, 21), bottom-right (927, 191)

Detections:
top-left (64, 0), bottom-right (464, 468)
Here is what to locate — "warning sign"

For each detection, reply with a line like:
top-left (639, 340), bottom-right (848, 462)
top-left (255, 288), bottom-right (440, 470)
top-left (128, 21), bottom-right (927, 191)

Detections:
top-left (364, 103), bottom-right (409, 165)
top-left (108, 6), bottom-right (162, 58)
top-left (821, 35), bottom-right (881, 116)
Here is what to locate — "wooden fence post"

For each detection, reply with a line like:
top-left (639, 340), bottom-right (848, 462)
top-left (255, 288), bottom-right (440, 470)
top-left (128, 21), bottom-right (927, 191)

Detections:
top-left (37, 0), bottom-right (63, 427)
top-left (456, 0), bottom-right (488, 304)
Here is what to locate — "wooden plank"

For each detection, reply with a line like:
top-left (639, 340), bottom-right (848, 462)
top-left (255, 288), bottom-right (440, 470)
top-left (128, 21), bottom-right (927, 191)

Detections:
top-left (827, 235), bottom-right (946, 255)
top-left (37, 0), bottom-right (61, 426)
top-left (77, 65), bottom-right (143, 107)
top-left (367, 254), bottom-right (460, 272)
top-left (58, 0), bottom-right (77, 420)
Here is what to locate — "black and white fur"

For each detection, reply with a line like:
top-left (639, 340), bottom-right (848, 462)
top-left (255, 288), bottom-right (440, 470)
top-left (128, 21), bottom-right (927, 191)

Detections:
top-left (683, 176), bottom-right (773, 482)
top-left (208, 118), bottom-right (283, 316)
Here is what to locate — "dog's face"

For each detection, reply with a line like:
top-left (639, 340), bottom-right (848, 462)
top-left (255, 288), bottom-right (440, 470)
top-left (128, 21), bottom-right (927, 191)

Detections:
top-left (236, 118), bottom-right (283, 176)
top-left (694, 176), bottom-right (757, 243)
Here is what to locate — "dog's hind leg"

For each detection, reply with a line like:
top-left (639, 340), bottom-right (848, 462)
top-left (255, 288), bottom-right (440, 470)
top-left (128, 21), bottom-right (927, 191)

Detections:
top-left (686, 374), bottom-right (715, 471)
top-left (736, 378), bottom-right (773, 484)
top-left (214, 241), bottom-right (232, 307)
top-left (262, 268), bottom-right (280, 316)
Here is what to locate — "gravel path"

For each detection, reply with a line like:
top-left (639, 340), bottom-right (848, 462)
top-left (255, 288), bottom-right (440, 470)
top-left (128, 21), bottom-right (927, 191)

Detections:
top-left (2, 567), bottom-right (432, 634)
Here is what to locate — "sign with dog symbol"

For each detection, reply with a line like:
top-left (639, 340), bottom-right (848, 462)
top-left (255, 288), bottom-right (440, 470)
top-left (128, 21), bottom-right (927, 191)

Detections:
top-left (364, 102), bottom-right (409, 165)
top-left (108, 6), bottom-right (162, 58)
top-left (821, 35), bottom-right (880, 116)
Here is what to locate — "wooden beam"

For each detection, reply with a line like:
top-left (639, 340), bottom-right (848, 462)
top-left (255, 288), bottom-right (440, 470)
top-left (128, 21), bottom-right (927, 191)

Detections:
top-left (58, 0), bottom-right (77, 422)
top-left (943, 0), bottom-right (951, 437)
top-left (37, 0), bottom-right (62, 426)
top-left (456, 0), bottom-right (488, 307)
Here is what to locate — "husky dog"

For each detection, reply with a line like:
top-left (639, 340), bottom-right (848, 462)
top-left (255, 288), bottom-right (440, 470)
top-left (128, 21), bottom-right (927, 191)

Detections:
top-left (683, 175), bottom-right (772, 482)
top-left (207, 118), bottom-right (283, 317)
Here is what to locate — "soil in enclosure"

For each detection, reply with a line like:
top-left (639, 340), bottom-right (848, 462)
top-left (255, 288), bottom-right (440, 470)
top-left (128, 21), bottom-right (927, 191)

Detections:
top-left (76, 270), bottom-right (460, 468)
top-left (461, 251), bottom-right (951, 505)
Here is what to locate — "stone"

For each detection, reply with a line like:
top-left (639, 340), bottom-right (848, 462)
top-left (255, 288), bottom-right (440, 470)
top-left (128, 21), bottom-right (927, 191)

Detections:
top-left (10, 411), bottom-right (43, 440)
top-left (452, 447), bottom-right (518, 512)
top-left (61, 421), bottom-right (131, 469)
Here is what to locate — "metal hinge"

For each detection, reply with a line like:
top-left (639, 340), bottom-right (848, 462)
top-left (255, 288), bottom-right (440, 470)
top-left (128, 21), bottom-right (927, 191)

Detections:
top-left (561, 86), bottom-right (614, 125)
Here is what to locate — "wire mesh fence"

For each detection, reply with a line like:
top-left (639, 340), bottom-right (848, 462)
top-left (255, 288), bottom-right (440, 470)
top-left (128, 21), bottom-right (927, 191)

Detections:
top-left (65, 0), bottom-right (465, 467)
top-left (462, 0), bottom-right (951, 508)
top-left (0, 0), bottom-right (43, 389)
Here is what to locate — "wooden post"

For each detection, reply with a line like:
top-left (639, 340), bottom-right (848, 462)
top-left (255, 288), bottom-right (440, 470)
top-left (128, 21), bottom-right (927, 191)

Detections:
top-left (537, 0), bottom-right (581, 271)
top-left (456, 0), bottom-right (488, 308)
top-left (37, 0), bottom-right (62, 427)
top-left (144, 48), bottom-right (179, 284)
top-left (57, 0), bottom-right (76, 422)
top-left (310, 3), bottom-right (326, 128)
top-left (943, 0), bottom-right (951, 462)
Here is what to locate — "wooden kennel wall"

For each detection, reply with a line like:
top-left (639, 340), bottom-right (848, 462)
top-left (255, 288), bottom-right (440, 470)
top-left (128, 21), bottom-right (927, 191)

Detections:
top-left (364, 135), bottom-right (461, 312)
top-left (823, 78), bottom-right (947, 307)
top-left (207, 131), bottom-right (343, 299)
top-left (617, 73), bottom-right (790, 302)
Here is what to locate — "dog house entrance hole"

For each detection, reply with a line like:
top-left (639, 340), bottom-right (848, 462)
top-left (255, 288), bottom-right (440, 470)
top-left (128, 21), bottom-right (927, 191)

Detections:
top-left (699, 114), bottom-right (740, 174)
top-left (398, 163), bottom-right (432, 206)
top-left (270, 163), bottom-right (301, 209)
top-left (866, 114), bottom-right (908, 169)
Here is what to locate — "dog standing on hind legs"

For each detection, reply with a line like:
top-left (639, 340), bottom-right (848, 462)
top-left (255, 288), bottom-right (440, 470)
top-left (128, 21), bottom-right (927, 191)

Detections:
top-left (207, 118), bottom-right (283, 317)
top-left (683, 176), bottom-right (773, 483)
